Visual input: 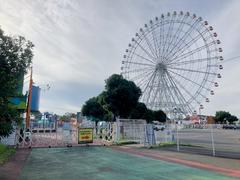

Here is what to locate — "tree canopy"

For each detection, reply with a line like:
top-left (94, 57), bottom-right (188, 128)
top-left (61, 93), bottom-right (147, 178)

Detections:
top-left (81, 74), bottom-right (167, 124)
top-left (81, 97), bottom-right (108, 122)
top-left (129, 102), bottom-right (148, 119)
top-left (0, 27), bottom-right (34, 138)
top-left (129, 102), bottom-right (167, 123)
top-left (104, 74), bottom-right (141, 118)
top-left (215, 111), bottom-right (238, 124)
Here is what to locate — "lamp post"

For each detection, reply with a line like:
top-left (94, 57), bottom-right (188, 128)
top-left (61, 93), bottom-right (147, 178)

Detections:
top-left (199, 105), bottom-right (204, 124)
top-left (199, 105), bottom-right (204, 115)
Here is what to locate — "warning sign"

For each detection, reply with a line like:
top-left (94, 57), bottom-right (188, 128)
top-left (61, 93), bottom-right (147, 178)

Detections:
top-left (78, 128), bottom-right (93, 144)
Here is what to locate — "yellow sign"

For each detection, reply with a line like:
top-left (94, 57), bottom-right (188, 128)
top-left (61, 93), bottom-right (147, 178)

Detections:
top-left (78, 128), bottom-right (93, 144)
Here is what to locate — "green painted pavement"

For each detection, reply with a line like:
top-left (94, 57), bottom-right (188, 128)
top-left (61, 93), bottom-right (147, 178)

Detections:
top-left (19, 147), bottom-right (238, 180)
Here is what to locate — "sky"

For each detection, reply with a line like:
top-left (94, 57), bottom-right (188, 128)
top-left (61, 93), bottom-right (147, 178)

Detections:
top-left (0, 0), bottom-right (240, 117)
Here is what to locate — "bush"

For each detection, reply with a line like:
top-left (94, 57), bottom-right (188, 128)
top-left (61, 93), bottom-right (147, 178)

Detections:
top-left (0, 144), bottom-right (16, 164)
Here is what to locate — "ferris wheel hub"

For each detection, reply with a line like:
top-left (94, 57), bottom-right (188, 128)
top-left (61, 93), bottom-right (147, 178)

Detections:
top-left (156, 63), bottom-right (167, 72)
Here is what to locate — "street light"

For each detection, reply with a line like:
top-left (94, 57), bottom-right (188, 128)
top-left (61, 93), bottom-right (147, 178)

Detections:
top-left (199, 104), bottom-right (204, 115)
top-left (199, 105), bottom-right (204, 124)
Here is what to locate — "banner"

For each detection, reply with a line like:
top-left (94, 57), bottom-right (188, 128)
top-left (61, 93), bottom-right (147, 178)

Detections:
top-left (78, 128), bottom-right (93, 144)
top-left (9, 96), bottom-right (27, 110)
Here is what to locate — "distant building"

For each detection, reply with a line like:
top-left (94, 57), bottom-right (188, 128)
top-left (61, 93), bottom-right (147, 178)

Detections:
top-left (187, 115), bottom-right (215, 124)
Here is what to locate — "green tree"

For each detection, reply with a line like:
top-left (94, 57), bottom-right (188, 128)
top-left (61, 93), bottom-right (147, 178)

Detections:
top-left (81, 97), bottom-right (106, 128)
top-left (226, 115), bottom-right (238, 124)
top-left (129, 102), bottom-right (148, 119)
top-left (143, 109), bottom-right (166, 123)
top-left (59, 113), bottom-right (76, 122)
top-left (153, 109), bottom-right (167, 123)
top-left (0, 27), bottom-right (34, 138)
top-left (104, 74), bottom-right (141, 118)
top-left (144, 109), bottom-right (155, 123)
top-left (215, 111), bottom-right (231, 124)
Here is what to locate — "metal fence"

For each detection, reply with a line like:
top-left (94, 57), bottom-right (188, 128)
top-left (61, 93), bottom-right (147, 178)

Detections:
top-left (2, 119), bottom-right (239, 158)
top-left (155, 124), bottom-right (240, 158)
top-left (114, 119), bottom-right (146, 144)
top-left (14, 123), bottom-right (79, 148)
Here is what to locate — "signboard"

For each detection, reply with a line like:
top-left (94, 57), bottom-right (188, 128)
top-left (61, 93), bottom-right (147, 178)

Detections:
top-left (9, 96), bottom-right (27, 110)
top-left (78, 128), bottom-right (93, 144)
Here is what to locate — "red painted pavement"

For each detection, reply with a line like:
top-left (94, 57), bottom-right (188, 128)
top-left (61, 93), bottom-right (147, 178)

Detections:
top-left (111, 146), bottom-right (240, 178)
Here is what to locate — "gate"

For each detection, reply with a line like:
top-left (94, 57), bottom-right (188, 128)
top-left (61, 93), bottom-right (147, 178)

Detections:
top-left (15, 123), bottom-right (79, 148)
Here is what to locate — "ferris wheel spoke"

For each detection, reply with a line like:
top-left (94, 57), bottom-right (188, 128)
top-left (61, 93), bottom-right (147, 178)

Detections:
top-left (136, 70), bottom-right (156, 88)
top-left (169, 73), bottom-right (202, 105)
top-left (161, 74), bottom-right (182, 111)
top-left (158, 74), bottom-right (170, 104)
top-left (124, 61), bottom-right (153, 67)
top-left (151, 75), bottom-right (162, 109)
top-left (141, 70), bottom-right (157, 95)
top-left (174, 79), bottom-right (202, 107)
top-left (165, 71), bottom-right (193, 113)
top-left (165, 73), bottom-right (187, 109)
top-left (167, 29), bottom-right (209, 61)
top-left (130, 68), bottom-right (155, 82)
top-left (145, 71), bottom-right (158, 105)
top-left (150, 25), bottom-right (160, 58)
top-left (122, 66), bottom-right (154, 75)
top-left (164, 76), bottom-right (178, 112)
top-left (158, 19), bottom-right (164, 59)
top-left (148, 73), bottom-right (164, 109)
top-left (169, 14), bottom-right (191, 49)
top-left (122, 56), bottom-right (154, 67)
top-left (140, 32), bottom-right (158, 58)
top-left (134, 40), bottom-right (156, 61)
top-left (167, 66), bottom-right (216, 75)
top-left (168, 69), bottom-right (211, 91)
top-left (156, 75), bottom-right (170, 111)
top-left (162, 17), bottom-right (176, 59)
top-left (170, 41), bottom-right (215, 64)
top-left (130, 49), bottom-right (156, 64)
top-left (161, 21), bottom-right (170, 61)
top-left (164, 15), bottom-right (186, 61)
top-left (165, 18), bottom-right (201, 62)
top-left (167, 56), bottom-right (217, 66)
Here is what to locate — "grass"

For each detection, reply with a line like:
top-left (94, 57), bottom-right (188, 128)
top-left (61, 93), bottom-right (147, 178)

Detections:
top-left (0, 144), bottom-right (16, 164)
top-left (114, 140), bottom-right (139, 146)
top-left (146, 142), bottom-right (204, 149)
top-left (157, 142), bottom-right (176, 147)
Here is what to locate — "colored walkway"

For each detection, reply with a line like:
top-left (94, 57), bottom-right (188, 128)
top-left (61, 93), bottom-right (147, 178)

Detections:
top-left (112, 145), bottom-right (240, 178)
top-left (18, 147), bottom-right (238, 180)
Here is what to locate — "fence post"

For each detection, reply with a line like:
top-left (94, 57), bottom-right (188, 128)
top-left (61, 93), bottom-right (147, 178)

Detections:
top-left (176, 123), bottom-right (180, 151)
top-left (115, 121), bottom-right (120, 143)
top-left (210, 124), bottom-right (216, 156)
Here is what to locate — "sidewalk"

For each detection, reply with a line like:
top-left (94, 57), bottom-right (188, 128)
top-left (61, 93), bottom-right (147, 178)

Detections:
top-left (0, 148), bottom-right (31, 180)
top-left (111, 145), bottom-right (240, 178)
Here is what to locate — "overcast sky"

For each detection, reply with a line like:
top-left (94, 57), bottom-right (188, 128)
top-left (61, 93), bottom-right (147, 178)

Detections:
top-left (0, 0), bottom-right (240, 117)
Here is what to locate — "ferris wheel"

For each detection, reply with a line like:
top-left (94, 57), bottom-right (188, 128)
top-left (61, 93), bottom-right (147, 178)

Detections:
top-left (121, 11), bottom-right (223, 116)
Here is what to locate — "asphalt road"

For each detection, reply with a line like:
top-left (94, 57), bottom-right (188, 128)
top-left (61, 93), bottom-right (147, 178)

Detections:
top-left (155, 128), bottom-right (240, 158)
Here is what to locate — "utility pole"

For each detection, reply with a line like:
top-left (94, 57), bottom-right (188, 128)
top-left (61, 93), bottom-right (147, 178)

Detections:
top-left (26, 67), bottom-right (33, 130)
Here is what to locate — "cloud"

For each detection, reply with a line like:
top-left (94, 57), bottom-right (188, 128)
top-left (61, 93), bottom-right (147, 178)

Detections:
top-left (0, 0), bottom-right (239, 117)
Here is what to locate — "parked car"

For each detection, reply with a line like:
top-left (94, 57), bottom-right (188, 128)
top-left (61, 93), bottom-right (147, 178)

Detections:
top-left (222, 124), bottom-right (240, 130)
top-left (153, 124), bottom-right (166, 131)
